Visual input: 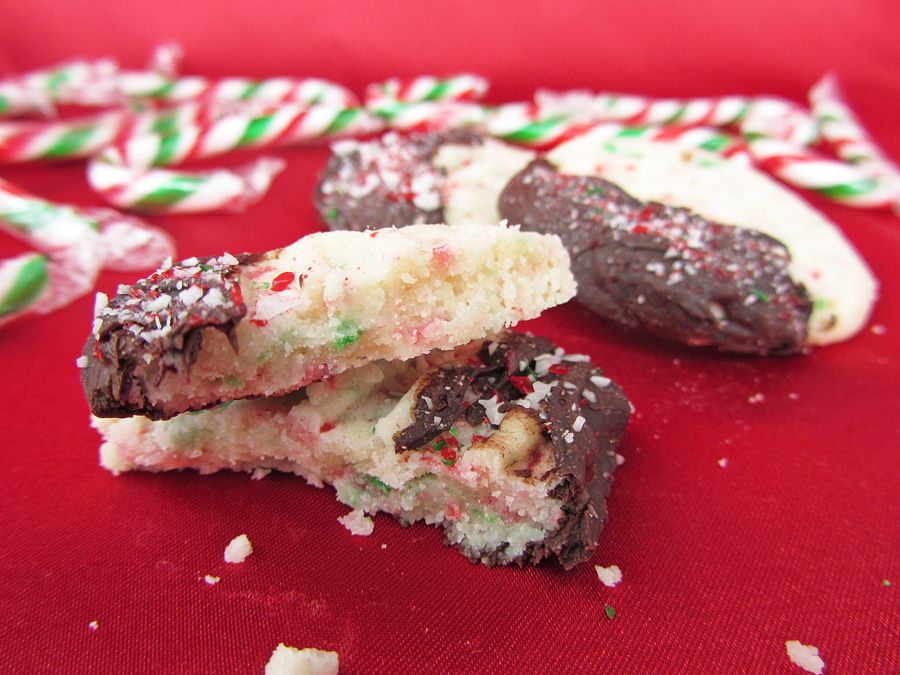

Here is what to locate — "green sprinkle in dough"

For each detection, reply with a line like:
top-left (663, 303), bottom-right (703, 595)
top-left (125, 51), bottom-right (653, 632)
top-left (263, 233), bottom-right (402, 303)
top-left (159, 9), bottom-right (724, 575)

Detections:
top-left (604, 604), bottom-right (616, 620)
top-left (883, 579), bottom-right (892, 587)
top-left (813, 297), bottom-right (832, 310)
top-left (334, 319), bottom-right (363, 350)
top-left (584, 186), bottom-right (606, 197)
top-left (256, 350), bottom-right (273, 364)
top-left (441, 459), bottom-right (454, 467)
top-left (326, 207), bottom-right (338, 222)
top-left (365, 475), bottom-right (392, 492)
top-left (432, 439), bottom-right (447, 452)
top-left (449, 426), bottom-right (458, 437)
top-left (224, 376), bottom-right (242, 388)
top-left (172, 425), bottom-right (206, 446)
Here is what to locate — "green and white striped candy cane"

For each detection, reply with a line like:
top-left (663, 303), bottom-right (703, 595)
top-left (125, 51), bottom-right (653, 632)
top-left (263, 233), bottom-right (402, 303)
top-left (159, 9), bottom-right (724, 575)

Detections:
top-left (0, 177), bottom-right (174, 270)
top-left (0, 243), bottom-right (104, 328)
top-left (87, 103), bottom-right (382, 213)
top-left (0, 253), bottom-right (50, 321)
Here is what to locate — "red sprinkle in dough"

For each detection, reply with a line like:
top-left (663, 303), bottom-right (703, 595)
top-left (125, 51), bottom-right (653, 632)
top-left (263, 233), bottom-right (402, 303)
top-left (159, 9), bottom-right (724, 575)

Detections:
top-left (548, 364), bottom-right (570, 375)
top-left (430, 244), bottom-right (454, 269)
top-left (319, 422), bottom-right (335, 433)
top-left (270, 272), bottom-right (295, 292)
top-left (250, 319), bottom-right (268, 327)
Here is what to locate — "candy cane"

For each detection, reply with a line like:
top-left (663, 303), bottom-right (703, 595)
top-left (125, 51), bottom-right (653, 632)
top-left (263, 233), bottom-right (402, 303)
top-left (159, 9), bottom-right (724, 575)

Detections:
top-left (0, 244), bottom-right (106, 328)
top-left (369, 101), bottom-right (488, 132)
top-left (366, 74), bottom-right (488, 107)
top-left (0, 177), bottom-right (174, 270)
top-left (89, 150), bottom-right (287, 214)
top-left (86, 104), bottom-right (382, 212)
top-left (745, 137), bottom-right (900, 209)
top-left (534, 90), bottom-right (818, 146)
top-left (810, 74), bottom-right (900, 193)
top-left (0, 98), bottom-right (326, 163)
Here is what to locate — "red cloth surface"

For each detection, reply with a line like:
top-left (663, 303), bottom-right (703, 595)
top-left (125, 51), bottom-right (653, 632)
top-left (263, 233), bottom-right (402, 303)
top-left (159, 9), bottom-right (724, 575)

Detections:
top-left (1, 2), bottom-right (899, 672)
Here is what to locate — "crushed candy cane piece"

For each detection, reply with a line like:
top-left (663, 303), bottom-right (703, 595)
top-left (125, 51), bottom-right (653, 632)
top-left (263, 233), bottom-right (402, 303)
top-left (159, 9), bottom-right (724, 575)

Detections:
top-left (595, 564), bottom-right (623, 587)
top-left (785, 640), bottom-right (825, 674)
top-left (223, 534), bottom-right (253, 563)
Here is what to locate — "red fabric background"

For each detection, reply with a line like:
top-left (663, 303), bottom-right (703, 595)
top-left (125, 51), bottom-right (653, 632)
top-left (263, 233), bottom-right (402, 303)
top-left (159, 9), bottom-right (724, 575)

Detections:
top-left (1, 2), bottom-right (898, 672)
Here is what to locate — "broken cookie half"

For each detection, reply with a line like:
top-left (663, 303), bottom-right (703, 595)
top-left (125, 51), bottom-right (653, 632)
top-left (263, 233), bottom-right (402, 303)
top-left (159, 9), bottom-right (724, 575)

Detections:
top-left (80, 223), bottom-right (575, 420)
top-left (93, 332), bottom-right (630, 569)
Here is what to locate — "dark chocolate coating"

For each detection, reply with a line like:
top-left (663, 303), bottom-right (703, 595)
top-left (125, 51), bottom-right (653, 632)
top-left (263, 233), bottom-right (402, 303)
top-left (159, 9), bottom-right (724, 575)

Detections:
top-left (395, 332), bottom-right (631, 569)
top-left (499, 159), bottom-right (812, 354)
top-left (314, 129), bottom-right (482, 231)
top-left (81, 254), bottom-right (254, 420)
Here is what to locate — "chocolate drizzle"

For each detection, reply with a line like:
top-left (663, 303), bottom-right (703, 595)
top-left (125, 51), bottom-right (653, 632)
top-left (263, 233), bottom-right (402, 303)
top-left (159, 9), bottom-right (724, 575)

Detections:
top-left (499, 159), bottom-right (812, 354)
top-left (394, 332), bottom-right (631, 569)
top-left (315, 129), bottom-right (482, 231)
top-left (81, 253), bottom-right (253, 420)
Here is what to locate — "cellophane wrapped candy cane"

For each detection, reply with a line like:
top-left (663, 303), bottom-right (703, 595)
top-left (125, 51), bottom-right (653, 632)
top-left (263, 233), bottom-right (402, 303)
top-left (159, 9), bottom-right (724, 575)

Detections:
top-left (86, 104), bottom-right (382, 213)
top-left (0, 44), bottom-right (180, 118)
top-left (0, 177), bottom-right (174, 270)
top-left (89, 150), bottom-right (287, 213)
top-left (0, 244), bottom-right (104, 327)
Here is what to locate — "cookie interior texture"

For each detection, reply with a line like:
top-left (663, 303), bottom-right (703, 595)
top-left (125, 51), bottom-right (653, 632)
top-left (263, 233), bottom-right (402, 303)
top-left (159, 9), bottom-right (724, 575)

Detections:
top-left (94, 333), bottom-right (630, 569)
top-left (82, 223), bottom-right (575, 420)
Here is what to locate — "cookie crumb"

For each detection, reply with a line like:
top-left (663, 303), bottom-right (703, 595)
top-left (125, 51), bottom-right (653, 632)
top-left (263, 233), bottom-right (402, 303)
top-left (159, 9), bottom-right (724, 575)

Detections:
top-left (224, 534), bottom-right (253, 563)
top-left (338, 509), bottom-right (374, 536)
top-left (785, 640), bottom-right (825, 674)
top-left (203, 575), bottom-right (220, 585)
top-left (788, 392), bottom-right (800, 400)
top-left (265, 644), bottom-right (339, 675)
top-left (595, 564), bottom-right (623, 587)
top-left (251, 468), bottom-right (271, 480)
top-left (88, 620), bottom-right (99, 631)
top-left (871, 324), bottom-right (887, 335)
top-left (748, 393), bottom-right (765, 404)
top-left (718, 458), bottom-right (729, 468)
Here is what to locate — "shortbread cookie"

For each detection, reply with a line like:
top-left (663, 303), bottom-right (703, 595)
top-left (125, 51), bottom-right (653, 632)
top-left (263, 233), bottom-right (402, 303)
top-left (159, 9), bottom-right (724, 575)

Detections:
top-left (499, 158), bottom-right (812, 353)
top-left (314, 129), bottom-right (482, 231)
top-left (94, 332), bottom-right (630, 569)
top-left (543, 131), bottom-right (877, 345)
top-left (81, 224), bottom-right (576, 420)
